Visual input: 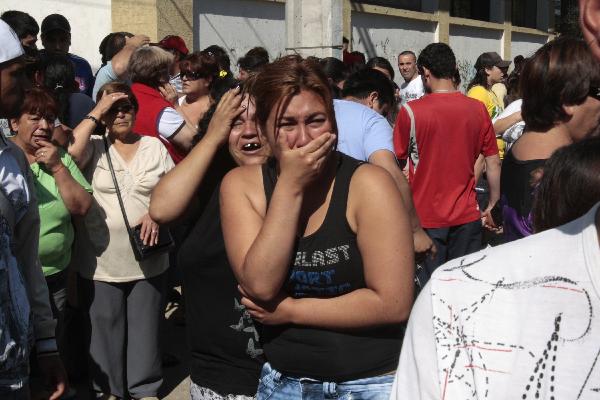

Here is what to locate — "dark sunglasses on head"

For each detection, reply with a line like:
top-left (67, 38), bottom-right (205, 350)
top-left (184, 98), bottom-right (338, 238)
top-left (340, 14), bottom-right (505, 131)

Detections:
top-left (180, 71), bottom-right (206, 81)
top-left (109, 103), bottom-right (134, 114)
top-left (589, 87), bottom-right (600, 101)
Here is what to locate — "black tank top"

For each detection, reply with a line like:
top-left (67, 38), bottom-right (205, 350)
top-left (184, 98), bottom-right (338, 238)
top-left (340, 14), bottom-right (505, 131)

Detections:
top-left (260, 152), bottom-right (403, 382)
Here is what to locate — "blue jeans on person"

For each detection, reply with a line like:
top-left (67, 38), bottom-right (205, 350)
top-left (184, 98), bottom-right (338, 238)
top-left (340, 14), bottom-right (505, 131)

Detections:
top-left (257, 363), bottom-right (394, 400)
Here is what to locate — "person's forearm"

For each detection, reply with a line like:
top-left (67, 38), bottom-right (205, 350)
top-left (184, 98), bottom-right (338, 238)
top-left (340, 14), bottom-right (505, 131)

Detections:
top-left (112, 44), bottom-right (136, 78)
top-left (387, 165), bottom-right (421, 232)
top-left (53, 165), bottom-right (92, 216)
top-left (169, 122), bottom-right (196, 154)
top-left (68, 113), bottom-right (98, 168)
top-left (240, 181), bottom-right (303, 302)
top-left (485, 155), bottom-right (501, 206)
top-left (493, 111), bottom-right (521, 135)
top-left (395, 174), bottom-right (421, 232)
top-left (474, 154), bottom-right (485, 183)
top-left (149, 136), bottom-right (220, 224)
top-left (288, 287), bottom-right (411, 329)
top-left (369, 151), bottom-right (420, 231)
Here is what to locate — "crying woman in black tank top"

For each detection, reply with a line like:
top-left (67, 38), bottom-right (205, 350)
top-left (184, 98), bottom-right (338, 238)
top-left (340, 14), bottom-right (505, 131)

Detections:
top-left (220, 55), bottom-right (415, 399)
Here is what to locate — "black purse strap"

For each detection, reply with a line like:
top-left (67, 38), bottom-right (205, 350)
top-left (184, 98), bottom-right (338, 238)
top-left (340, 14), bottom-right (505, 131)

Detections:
top-left (102, 136), bottom-right (133, 234)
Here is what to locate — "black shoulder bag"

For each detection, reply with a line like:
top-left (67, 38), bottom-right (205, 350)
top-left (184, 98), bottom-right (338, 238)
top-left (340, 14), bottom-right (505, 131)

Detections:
top-left (103, 136), bottom-right (174, 261)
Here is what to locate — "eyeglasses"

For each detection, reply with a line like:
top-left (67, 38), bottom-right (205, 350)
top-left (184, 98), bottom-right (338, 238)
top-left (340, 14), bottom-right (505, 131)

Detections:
top-left (108, 103), bottom-right (133, 114)
top-left (180, 71), bottom-right (206, 81)
top-left (589, 87), bottom-right (600, 101)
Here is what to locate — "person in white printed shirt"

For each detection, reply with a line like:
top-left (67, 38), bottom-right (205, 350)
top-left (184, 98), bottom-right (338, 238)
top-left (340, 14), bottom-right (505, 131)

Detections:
top-left (391, 136), bottom-right (600, 399)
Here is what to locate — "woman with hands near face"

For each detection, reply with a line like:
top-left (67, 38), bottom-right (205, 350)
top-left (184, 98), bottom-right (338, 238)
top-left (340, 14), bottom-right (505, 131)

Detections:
top-left (220, 56), bottom-right (415, 400)
top-left (150, 78), bottom-right (271, 399)
top-left (67, 81), bottom-right (174, 400)
top-left (9, 88), bottom-right (93, 396)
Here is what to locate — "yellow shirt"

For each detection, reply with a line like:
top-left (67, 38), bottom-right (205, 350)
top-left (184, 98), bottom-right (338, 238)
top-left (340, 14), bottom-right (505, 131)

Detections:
top-left (467, 85), bottom-right (505, 159)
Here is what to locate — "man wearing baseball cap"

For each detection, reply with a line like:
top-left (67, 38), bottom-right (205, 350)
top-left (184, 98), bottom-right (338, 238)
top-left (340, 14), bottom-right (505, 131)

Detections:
top-left (0, 19), bottom-right (67, 400)
top-left (156, 35), bottom-right (189, 95)
top-left (40, 13), bottom-right (95, 97)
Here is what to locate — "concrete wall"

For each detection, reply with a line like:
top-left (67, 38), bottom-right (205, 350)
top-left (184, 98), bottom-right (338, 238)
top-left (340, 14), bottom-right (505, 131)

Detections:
top-left (511, 32), bottom-right (547, 58)
top-left (1, 0), bottom-right (111, 71)
top-left (195, 0), bottom-right (285, 71)
top-left (351, 11), bottom-right (435, 83)
top-left (112, 0), bottom-right (158, 44)
top-left (449, 25), bottom-right (503, 66)
top-left (158, 0), bottom-right (193, 52)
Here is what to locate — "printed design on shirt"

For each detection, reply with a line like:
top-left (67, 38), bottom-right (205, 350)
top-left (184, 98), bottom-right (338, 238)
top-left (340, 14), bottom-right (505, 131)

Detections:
top-left (290, 244), bottom-right (352, 297)
top-left (432, 255), bottom-right (597, 399)
top-left (403, 92), bottom-right (421, 102)
top-left (230, 298), bottom-right (263, 359)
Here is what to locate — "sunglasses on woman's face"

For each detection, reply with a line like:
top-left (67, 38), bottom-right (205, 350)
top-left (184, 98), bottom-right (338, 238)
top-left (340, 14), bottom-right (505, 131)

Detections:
top-left (181, 71), bottom-right (206, 81)
top-left (109, 102), bottom-right (134, 114)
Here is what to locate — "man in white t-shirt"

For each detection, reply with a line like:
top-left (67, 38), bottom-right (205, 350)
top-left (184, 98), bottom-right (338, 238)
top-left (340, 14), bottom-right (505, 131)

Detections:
top-left (391, 202), bottom-right (600, 399)
top-left (398, 50), bottom-right (425, 105)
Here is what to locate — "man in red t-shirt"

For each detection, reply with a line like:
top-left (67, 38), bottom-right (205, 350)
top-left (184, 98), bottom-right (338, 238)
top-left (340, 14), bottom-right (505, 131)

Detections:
top-left (393, 43), bottom-right (501, 283)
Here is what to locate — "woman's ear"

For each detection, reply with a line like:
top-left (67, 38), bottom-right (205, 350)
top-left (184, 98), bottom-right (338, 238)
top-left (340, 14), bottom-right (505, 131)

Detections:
top-left (581, 0), bottom-right (600, 62)
top-left (9, 118), bottom-right (19, 132)
top-left (367, 91), bottom-right (379, 108)
top-left (562, 103), bottom-right (576, 118)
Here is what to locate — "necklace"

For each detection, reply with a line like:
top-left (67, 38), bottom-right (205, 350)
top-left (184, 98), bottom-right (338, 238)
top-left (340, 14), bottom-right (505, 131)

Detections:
top-left (432, 89), bottom-right (456, 93)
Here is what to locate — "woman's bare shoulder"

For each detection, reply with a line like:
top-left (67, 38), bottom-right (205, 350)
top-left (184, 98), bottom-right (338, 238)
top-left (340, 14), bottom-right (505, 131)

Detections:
top-left (511, 131), bottom-right (563, 161)
top-left (223, 164), bottom-right (263, 186)
top-left (350, 162), bottom-right (395, 191)
top-left (221, 163), bottom-right (267, 215)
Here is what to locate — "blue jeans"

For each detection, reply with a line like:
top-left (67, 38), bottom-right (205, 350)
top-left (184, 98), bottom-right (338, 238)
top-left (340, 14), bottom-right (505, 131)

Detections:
top-left (257, 363), bottom-right (394, 400)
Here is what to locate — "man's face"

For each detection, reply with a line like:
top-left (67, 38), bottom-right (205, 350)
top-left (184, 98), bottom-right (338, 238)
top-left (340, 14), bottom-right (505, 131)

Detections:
top-left (398, 54), bottom-right (418, 82)
top-left (42, 30), bottom-right (70, 54)
top-left (0, 58), bottom-right (29, 118)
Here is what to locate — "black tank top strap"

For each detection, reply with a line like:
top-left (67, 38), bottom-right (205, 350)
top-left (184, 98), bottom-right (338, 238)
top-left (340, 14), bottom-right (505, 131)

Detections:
top-left (324, 153), bottom-right (364, 228)
top-left (261, 157), bottom-right (278, 206)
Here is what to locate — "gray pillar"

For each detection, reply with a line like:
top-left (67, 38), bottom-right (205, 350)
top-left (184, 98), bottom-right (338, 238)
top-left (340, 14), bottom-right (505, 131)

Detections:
top-left (285, 0), bottom-right (343, 59)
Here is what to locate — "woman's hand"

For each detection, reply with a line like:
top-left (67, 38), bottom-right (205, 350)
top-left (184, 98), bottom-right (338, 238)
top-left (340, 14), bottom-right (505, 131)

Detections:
top-left (93, 91), bottom-right (130, 117)
top-left (159, 83), bottom-right (178, 105)
top-left (136, 213), bottom-right (160, 246)
top-left (239, 285), bottom-right (295, 325)
top-left (35, 139), bottom-right (63, 173)
top-left (277, 130), bottom-right (336, 191)
top-left (203, 86), bottom-right (244, 147)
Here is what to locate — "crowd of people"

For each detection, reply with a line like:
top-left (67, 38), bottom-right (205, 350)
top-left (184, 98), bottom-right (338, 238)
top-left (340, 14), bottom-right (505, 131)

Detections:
top-left (0, 4), bottom-right (599, 400)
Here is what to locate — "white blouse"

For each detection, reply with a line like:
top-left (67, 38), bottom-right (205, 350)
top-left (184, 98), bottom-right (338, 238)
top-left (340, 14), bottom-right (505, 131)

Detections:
top-left (75, 135), bottom-right (175, 282)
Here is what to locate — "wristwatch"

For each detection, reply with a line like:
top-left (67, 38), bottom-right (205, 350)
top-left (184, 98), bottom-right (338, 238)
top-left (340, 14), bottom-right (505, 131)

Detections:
top-left (84, 115), bottom-right (100, 125)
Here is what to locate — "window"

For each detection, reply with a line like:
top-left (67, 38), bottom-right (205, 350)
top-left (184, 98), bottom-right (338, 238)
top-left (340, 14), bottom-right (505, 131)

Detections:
top-left (512, 0), bottom-right (537, 28)
top-left (553, 0), bottom-right (581, 35)
top-left (450, 0), bottom-right (490, 21)
top-left (352, 0), bottom-right (421, 12)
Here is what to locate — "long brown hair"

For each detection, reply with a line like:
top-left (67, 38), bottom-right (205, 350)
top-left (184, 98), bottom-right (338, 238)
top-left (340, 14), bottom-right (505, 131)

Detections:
top-left (250, 55), bottom-right (338, 139)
